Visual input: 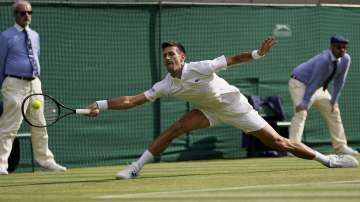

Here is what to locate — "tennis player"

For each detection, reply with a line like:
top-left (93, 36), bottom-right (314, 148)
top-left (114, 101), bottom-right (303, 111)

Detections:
top-left (87, 37), bottom-right (358, 180)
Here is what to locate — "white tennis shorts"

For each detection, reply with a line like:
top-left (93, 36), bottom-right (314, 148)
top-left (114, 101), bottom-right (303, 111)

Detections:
top-left (198, 92), bottom-right (267, 133)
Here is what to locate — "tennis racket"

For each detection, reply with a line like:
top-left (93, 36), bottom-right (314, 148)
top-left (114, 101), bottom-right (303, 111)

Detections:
top-left (21, 93), bottom-right (97, 127)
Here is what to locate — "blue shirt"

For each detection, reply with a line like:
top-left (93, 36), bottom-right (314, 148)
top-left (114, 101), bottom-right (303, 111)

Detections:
top-left (292, 49), bottom-right (350, 108)
top-left (0, 24), bottom-right (41, 85)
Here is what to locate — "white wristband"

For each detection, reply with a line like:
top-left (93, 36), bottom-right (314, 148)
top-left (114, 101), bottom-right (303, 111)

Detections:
top-left (251, 50), bottom-right (264, 59)
top-left (96, 100), bottom-right (108, 110)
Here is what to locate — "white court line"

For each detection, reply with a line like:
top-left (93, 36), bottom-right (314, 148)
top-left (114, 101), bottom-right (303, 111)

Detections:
top-left (96, 179), bottom-right (360, 199)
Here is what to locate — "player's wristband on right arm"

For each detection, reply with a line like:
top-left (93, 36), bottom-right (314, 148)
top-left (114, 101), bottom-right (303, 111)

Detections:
top-left (96, 100), bottom-right (108, 110)
top-left (251, 50), bottom-right (265, 59)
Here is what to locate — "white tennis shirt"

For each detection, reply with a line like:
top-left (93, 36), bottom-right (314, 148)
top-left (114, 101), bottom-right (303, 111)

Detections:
top-left (144, 55), bottom-right (243, 110)
top-left (144, 55), bottom-right (264, 131)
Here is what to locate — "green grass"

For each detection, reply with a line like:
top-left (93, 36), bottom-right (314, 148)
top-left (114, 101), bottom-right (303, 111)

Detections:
top-left (1, 157), bottom-right (360, 202)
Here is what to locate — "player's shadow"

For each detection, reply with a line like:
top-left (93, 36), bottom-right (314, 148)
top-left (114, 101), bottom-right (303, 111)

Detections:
top-left (140, 166), bottom-right (325, 180)
top-left (176, 136), bottom-right (223, 161)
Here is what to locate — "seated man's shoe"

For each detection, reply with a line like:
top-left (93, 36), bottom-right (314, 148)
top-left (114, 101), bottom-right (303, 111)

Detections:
top-left (337, 146), bottom-right (359, 156)
top-left (0, 166), bottom-right (8, 175)
top-left (116, 162), bottom-right (140, 180)
top-left (328, 154), bottom-right (359, 168)
top-left (41, 160), bottom-right (67, 172)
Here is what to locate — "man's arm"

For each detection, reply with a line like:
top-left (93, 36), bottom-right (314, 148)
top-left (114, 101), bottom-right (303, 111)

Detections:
top-left (0, 33), bottom-right (8, 85)
top-left (331, 55), bottom-right (350, 107)
top-left (87, 93), bottom-right (148, 116)
top-left (226, 37), bottom-right (274, 67)
top-left (300, 59), bottom-right (329, 110)
top-left (107, 93), bottom-right (148, 110)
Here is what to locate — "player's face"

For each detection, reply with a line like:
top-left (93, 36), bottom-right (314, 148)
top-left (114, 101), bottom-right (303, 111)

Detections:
top-left (331, 43), bottom-right (347, 58)
top-left (163, 46), bottom-right (186, 73)
top-left (15, 2), bottom-right (32, 28)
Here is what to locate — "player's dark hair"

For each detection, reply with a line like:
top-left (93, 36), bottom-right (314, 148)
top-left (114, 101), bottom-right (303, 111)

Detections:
top-left (161, 41), bottom-right (186, 54)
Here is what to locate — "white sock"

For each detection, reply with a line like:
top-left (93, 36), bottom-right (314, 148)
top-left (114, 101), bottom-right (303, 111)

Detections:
top-left (136, 150), bottom-right (154, 169)
top-left (313, 151), bottom-right (330, 166)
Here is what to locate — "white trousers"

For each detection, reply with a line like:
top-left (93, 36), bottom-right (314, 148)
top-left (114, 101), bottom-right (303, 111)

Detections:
top-left (0, 77), bottom-right (54, 168)
top-left (288, 78), bottom-right (348, 152)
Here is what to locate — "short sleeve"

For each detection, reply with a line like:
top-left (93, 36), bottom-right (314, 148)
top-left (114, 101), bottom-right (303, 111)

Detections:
top-left (144, 77), bottom-right (170, 102)
top-left (211, 55), bottom-right (227, 71)
top-left (187, 55), bottom-right (227, 75)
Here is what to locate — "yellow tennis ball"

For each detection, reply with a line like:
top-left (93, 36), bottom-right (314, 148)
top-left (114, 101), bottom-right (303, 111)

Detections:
top-left (31, 99), bottom-right (42, 109)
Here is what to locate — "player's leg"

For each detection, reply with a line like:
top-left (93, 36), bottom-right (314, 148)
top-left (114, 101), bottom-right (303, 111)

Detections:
top-left (250, 124), bottom-right (358, 168)
top-left (0, 78), bottom-right (24, 174)
top-left (222, 103), bottom-right (316, 160)
top-left (251, 124), bottom-right (315, 159)
top-left (313, 90), bottom-right (358, 155)
top-left (116, 109), bottom-right (210, 179)
top-left (223, 103), bottom-right (358, 168)
top-left (288, 78), bottom-right (309, 142)
top-left (148, 109), bottom-right (210, 155)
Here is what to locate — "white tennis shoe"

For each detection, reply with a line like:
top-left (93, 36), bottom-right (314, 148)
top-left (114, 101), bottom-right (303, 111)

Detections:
top-left (41, 160), bottom-right (67, 172)
top-left (0, 166), bottom-right (8, 175)
top-left (116, 162), bottom-right (140, 180)
top-left (328, 154), bottom-right (359, 168)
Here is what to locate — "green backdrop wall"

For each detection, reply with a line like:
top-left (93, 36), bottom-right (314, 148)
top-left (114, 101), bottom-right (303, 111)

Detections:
top-left (1, 3), bottom-right (359, 170)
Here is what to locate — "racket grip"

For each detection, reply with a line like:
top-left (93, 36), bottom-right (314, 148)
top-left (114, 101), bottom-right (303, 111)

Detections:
top-left (76, 109), bottom-right (99, 115)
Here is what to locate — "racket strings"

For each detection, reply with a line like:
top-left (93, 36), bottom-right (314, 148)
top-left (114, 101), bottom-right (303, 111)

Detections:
top-left (42, 97), bottom-right (60, 125)
top-left (25, 95), bottom-right (59, 127)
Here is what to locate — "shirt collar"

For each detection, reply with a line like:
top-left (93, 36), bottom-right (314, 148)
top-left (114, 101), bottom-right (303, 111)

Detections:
top-left (168, 63), bottom-right (186, 81)
top-left (14, 23), bottom-right (29, 32)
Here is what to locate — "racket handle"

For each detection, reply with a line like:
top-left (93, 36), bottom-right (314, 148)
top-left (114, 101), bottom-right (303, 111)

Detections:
top-left (76, 109), bottom-right (99, 115)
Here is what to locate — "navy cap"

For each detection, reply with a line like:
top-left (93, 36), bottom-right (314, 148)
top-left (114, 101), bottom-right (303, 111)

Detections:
top-left (330, 35), bottom-right (349, 44)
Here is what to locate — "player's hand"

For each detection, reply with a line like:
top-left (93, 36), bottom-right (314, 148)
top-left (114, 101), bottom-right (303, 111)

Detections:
top-left (295, 104), bottom-right (307, 112)
top-left (86, 102), bottom-right (100, 117)
top-left (258, 37), bottom-right (275, 56)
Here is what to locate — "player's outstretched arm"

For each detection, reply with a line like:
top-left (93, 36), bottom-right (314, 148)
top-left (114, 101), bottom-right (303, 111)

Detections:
top-left (108, 93), bottom-right (148, 110)
top-left (87, 93), bottom-right (148, 116)
top-left (226, 37), bottom-right (275, 67)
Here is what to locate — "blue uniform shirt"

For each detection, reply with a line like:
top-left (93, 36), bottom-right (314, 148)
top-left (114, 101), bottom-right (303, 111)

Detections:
top-left (292, 49), bottom-right (350, 108)
top-left (0, 24), bottom-right (41, 85)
